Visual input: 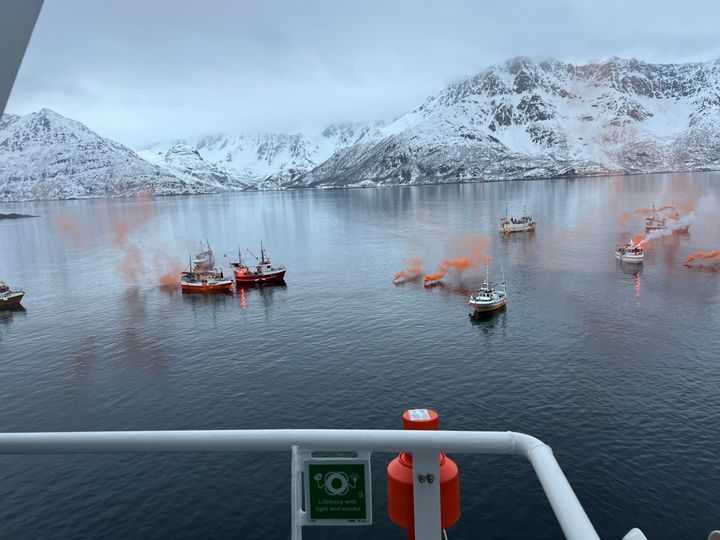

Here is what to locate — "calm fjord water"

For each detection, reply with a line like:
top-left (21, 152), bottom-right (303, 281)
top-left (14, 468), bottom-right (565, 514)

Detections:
top-left (1, 173), bottom-right (719, 539)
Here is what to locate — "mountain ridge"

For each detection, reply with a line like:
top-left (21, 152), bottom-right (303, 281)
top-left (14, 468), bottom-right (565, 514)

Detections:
top-left (2, 56), bottom-right (720, 201)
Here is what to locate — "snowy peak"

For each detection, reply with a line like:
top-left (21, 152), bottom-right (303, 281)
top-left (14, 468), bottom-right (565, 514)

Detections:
top-left (301, 57), bottom-right (720, 187)
top-left (141, 120), bottom-right (387, 188)
top-left (0, 109), bottom-right (214, 201)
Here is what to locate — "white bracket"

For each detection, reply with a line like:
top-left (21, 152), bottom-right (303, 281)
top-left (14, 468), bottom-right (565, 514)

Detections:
top-left (412, 451), bottom-right (442, 540)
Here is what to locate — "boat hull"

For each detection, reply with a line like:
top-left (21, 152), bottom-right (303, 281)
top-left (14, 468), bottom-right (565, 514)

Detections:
top-left (181, 281), bottom-right (233, 293)
top-left (234, 269), bottom-right (286, 284)
top-left (0, 291), bottom-right (24, 307)
top-left (615, 252), bottom-right (644, 263)
top-left (470, 298), bottom-right (507, 312)
top-left (499, 224), bottom-right (535, 233)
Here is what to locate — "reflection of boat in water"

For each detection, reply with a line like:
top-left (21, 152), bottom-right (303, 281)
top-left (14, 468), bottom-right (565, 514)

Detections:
top-left (499, 205), bottom-right (535, 234)
top-left (468, 266), bottom-right (507, 314)
top-left (180, 272), bottom-right (233, 293)
top-left (232, 242), bottom-right (286, 285)
top-left (645, 205), bottom-right (666, 232)
top-left (0, 282), bottom-right (24, 308)
top-left (615, 240), bottom-right (644, 263)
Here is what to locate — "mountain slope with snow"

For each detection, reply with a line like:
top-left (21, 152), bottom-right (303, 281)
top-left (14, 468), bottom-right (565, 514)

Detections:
top-left (139, 121), bottom-right (386, 189)
top-left (0, 109), bottom-right (214, 201)
top-left (299, 57), bottom-right (720, 187)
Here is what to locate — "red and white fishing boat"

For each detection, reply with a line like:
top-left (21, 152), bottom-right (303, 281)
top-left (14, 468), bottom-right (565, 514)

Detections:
top-left (180, 241), bottom-right (233, 293)
top-left (231, 242), bottom-right (286, 285)
top-left (180, 271), bottom-right (233, 293)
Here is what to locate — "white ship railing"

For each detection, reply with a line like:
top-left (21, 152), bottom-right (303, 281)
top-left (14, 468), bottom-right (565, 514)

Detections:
top-left (0, 429), bottom-right (648, 539)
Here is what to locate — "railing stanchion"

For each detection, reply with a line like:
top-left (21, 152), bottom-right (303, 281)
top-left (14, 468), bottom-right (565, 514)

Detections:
top-left (412, 450), bottom-right (442, 540)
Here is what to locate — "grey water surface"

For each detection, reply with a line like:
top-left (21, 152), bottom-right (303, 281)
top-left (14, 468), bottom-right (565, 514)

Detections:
top-left (0, 172), bottom-right (719, 539)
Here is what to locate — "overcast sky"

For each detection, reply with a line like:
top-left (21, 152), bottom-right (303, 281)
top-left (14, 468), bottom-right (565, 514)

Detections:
top-left (6, 0), bottom-right (720, 147)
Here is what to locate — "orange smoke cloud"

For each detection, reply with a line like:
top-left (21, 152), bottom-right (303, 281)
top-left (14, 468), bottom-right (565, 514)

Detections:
top-left (632, 233), bottom-right (645, 246)
top-left (635, 207), bottom-right (650, 216)
top-left (657, 205), bottom-right (673, 212)
top-left (423, 271), bottom-right (446, 286)
top-left (685, 250), bottom-right (720, 265)
top-left (423, 235), bottom-right (492, 286)
top-left (393, 258), bottom-right (424, 283)
top-left (119, 245), bottom-right (143, 282)
top-left (158, 263), bottom-right (183, 288)
top-left (154, 249), bottom-right (183, 288)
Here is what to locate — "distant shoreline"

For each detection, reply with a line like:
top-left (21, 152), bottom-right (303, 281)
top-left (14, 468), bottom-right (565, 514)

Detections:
top-left (0, 212), bottom-right (38, 220)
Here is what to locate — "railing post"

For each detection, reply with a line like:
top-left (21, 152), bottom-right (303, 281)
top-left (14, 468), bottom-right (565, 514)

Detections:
top-left (412, 450), bottom-right (442, 540)
top-left (291, 446), bottom-right (305, 540)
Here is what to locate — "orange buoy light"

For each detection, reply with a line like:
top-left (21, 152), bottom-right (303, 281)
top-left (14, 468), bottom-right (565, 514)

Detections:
top-left (387, 408), bottom-right (460, 539)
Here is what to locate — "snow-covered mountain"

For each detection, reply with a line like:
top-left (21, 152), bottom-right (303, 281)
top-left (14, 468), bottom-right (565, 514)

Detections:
top-left (138, 121), bottom-right (386, 190)
top-left (2, 57), bottom-right (720, 201)
top-left (299, 57), bottom-right (720, 187)
top-left (0, 109), bottom-right (212, 201)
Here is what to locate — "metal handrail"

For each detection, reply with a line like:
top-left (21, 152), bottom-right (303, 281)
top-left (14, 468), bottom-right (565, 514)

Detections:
top-left (0, 429), bottom-right (602, 539)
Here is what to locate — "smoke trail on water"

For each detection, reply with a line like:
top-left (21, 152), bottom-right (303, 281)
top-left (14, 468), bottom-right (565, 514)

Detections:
top-left (393, 258), bottom-right (424, 283)
top-left (685, 250), bottom-right (720, 265)
top-left (423, 235), bottom-right (492, 286)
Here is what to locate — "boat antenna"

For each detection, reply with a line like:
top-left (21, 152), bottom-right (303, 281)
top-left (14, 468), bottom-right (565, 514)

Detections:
top-left (501, 264), bottom-right (507, 296)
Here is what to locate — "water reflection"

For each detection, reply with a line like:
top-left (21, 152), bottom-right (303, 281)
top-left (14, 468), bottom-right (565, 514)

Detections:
top-left (0, 306), bottom-right (26, 343)
top-left (469, 308), bottom-right (508, 335)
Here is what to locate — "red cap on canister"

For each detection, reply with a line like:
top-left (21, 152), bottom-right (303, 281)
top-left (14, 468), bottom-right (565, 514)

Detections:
top-left (402, 408), bottom-right (439, 431)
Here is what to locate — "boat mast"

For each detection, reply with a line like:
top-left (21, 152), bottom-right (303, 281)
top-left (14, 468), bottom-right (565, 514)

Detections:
top-left (501, 264), bottom-right (507, 296)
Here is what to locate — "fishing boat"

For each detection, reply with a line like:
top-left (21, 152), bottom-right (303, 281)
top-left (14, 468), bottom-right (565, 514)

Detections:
top-left (499, 205), bottom-right (535, 233)
top-left (615, 240), bottom-right (644, 263)
top-left (645, 205), bottom-right (667, 232)
top-left (232, 242), bottom-right (286, 285)
top-left (0, 282), bottom-right (24, 308)
top-left (468, 266), bottom-right (507, 314)
top-left (180, 272), bottom-right (233, 293)
top-left (191, 240), bottom-right (222, 276)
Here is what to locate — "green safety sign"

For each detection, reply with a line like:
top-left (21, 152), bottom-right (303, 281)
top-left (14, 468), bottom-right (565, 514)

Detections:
top-left (304, 459), bottom-right (372, 524)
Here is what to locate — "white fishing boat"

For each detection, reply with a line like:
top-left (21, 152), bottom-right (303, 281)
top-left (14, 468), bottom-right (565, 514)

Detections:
top-left (468, 266), bottom-right (507, 314)
top-left (499, 205), bottom-right (535, 233)
top-left (645, 205), bottom-right (666, 232)
top-left (615, 240), bottom-right (644, 263)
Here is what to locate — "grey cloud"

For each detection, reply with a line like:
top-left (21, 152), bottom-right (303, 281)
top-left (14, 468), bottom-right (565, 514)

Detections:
top-left (7, 0), bottom-right (720, 147)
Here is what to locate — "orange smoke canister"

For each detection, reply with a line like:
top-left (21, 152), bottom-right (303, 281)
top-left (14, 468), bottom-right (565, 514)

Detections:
top-left (387, 408), bottom-right (460, 539)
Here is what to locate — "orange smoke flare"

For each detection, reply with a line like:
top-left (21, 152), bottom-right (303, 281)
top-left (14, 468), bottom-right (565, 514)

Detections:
top-left (423, 270), bottom-right (447, 286)
top-left (685, 250), bottom-right (720, 265)
top-left (423, 235), bottom-right (492, 286)
top-left (632, 233), bottom-right (645, 246)
top-left (393, 258), bottom-right (424, 282)
top-left (635, 207), bottom-right (650, 216)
